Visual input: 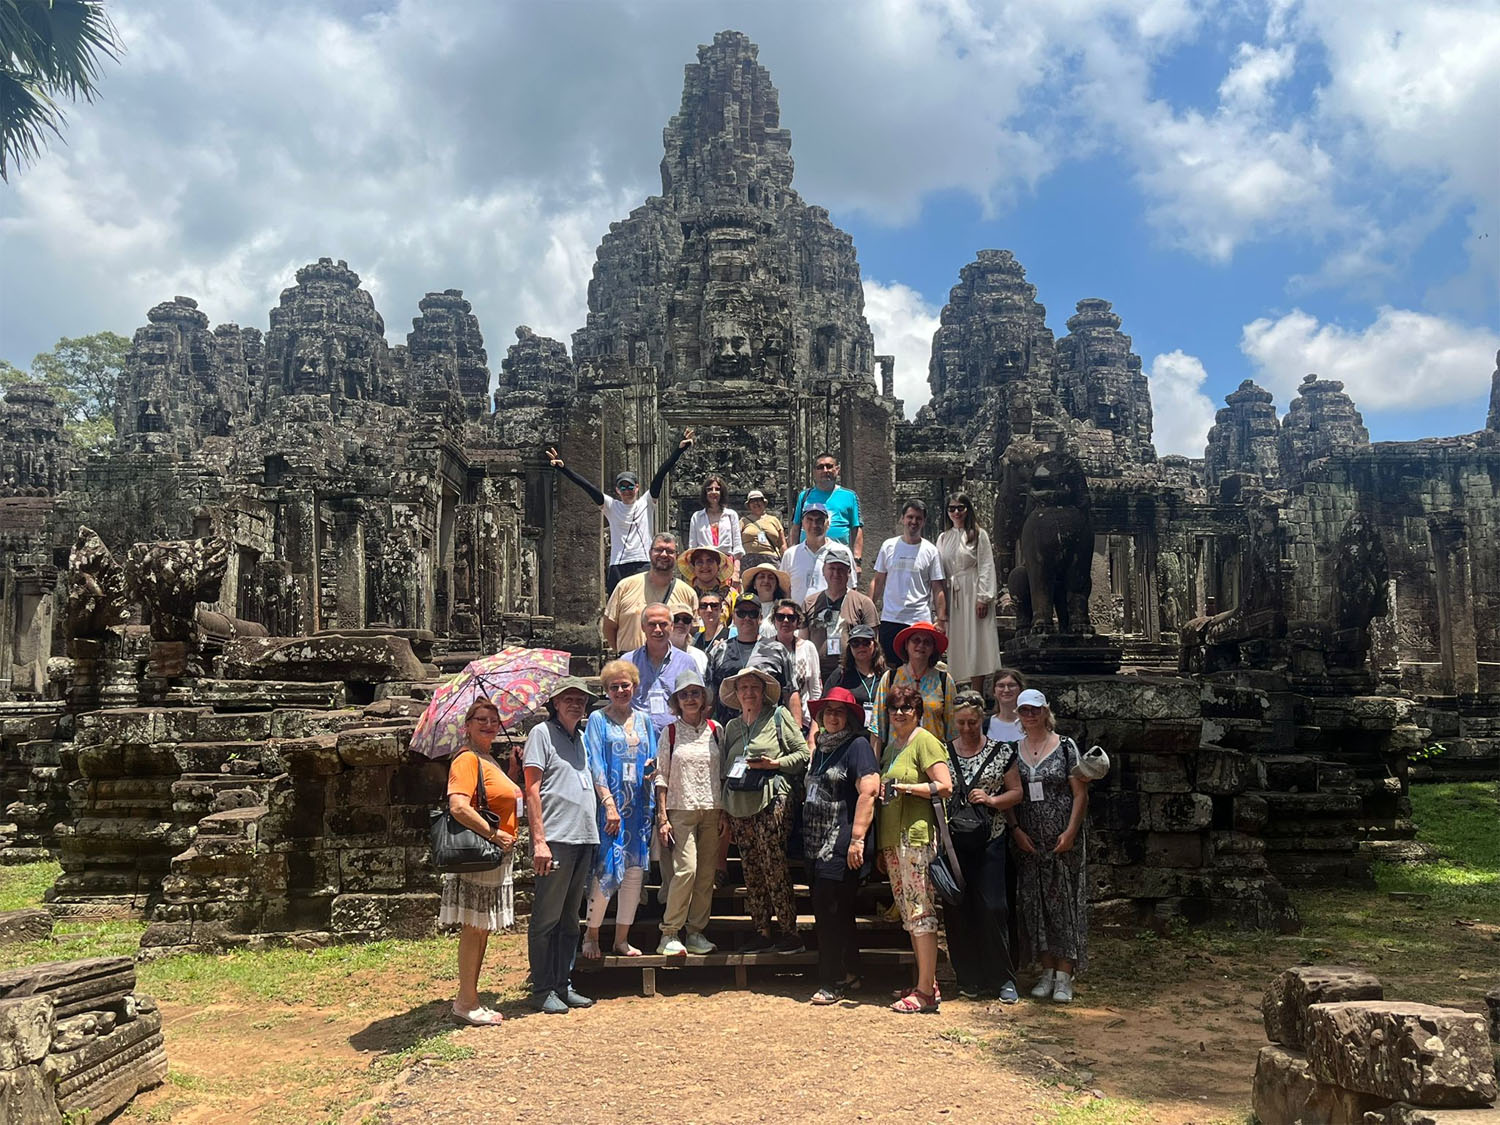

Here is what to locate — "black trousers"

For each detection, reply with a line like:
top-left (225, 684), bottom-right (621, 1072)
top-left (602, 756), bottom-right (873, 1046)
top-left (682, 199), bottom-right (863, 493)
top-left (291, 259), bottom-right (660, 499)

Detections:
top-left (941, 834), bottom-right (1017, 993)
top-left (605, 559), bottom-right (649, 596)
top-left (811, 871), bottom-right (862, 990)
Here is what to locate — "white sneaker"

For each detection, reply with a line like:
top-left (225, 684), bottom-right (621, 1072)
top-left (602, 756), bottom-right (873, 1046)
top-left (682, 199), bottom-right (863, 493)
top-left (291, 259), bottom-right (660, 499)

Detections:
top-left (1052, 972), bottom-right (1074, 1003)
top-left (683, 933), bottom-right (716, 955)
top-left (1029, 970), bottom-right (1055, 999)
top-left (656, 935), bottom-right (686, 957)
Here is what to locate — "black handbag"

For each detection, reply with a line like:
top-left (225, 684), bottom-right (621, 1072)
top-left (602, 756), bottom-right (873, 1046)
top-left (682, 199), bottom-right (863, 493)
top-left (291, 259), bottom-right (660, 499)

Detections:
top-left (945, 741), bottom-right (1006, 848)
top-left (928, 790), bottom-right (966, 906)
top-left (429, 751), bottom-right (506, 873)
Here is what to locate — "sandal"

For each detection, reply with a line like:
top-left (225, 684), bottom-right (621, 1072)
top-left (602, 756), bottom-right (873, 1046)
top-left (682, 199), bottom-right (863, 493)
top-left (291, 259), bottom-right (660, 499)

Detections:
top-left (810, 988), bottom-right (843, 1006)
top-left (841, 974), bottom-right (863, 993)
top-left (613, 943), bottom-right (642, 957)
top-left (890, 989), bottom-right (939, 1014)
top-left (451, 1004), bottom-right (504, 1026)
top-left (581, 937), bottom-right (602, 960)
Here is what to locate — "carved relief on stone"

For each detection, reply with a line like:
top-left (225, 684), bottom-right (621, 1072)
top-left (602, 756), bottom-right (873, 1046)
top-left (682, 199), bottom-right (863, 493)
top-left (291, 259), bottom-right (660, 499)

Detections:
top-left (64, 526), bottom-right (130, 640)
top-left (123, 537), bottom-right (230, 642)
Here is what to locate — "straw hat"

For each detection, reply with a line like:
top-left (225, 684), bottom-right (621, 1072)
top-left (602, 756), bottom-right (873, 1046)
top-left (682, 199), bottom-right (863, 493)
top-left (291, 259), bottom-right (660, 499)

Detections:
top-left (741, 562), bottom-right (791, 595)
top-left (677, 545), bottom-right (733, 584)
top-left (718, 665), bottom-right (781, 709)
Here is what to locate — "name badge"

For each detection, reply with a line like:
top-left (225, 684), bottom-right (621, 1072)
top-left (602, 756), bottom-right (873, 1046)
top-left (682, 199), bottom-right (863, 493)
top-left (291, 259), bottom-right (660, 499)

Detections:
top-left (863, 704), bottom-right (876, 731)
top-left (650, 691), bottom-right (671, 717)
top-left (1028, 780), bottom-right (1044, 803)
top-left (826, 634), bottom-right (842, 656)
top-left (623, 759), bottom-right (637, 785)
top-left (727, 758), bottom-right (748, 780)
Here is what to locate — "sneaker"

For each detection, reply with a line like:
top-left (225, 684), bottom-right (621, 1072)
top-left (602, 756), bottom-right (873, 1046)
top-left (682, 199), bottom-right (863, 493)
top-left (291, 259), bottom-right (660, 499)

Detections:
top-left (683, 932), bottom-right (717, 955)
top-left (532, 991), bottom-right (568, 1015)
top-left (773, 933), bottom-right (806, 955)
top-left (741, 934), bottom-right (776, 954)
top-left (561, 987), bottom-right (595, 1009)
top-left (957, 985), bottom-right (982, 1000)
top-left (997, 981), bottom-right (1020, 1005)
top-left (1029, 970), bottom-right (1055, 999)
top-left (1051, 973), bottom-right (1074, 1004)
top-left (657, 935), bottom-right (687, 957)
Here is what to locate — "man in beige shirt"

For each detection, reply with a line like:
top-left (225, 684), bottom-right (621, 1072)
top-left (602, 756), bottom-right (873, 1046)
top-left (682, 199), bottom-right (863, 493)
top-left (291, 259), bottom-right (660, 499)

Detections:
top-left (602, 534), bottom-right (699, 653)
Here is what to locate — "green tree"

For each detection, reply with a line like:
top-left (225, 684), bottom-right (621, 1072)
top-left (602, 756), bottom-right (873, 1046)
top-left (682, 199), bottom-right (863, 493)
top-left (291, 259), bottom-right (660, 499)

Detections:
top-left (0, 329), bottom-right (129, 450)
top-left (1, 0), bottom-right (123, 182)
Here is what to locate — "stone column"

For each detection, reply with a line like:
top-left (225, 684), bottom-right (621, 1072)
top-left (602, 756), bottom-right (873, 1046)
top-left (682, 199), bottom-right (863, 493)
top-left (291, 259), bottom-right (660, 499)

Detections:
top-left (1428, 513), bottom-right (1479, 695)
top-left (279, 488), bottom-right (321, 633)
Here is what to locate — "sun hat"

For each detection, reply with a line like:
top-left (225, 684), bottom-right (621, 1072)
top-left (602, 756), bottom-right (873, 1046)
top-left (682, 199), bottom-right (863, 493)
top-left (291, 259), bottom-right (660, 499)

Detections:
top-left (615, 470), bottom-right (639, 488)
top-left (1071, 744), bottom-right (1111, 781)
top-left (548, 676), bottom-right (600, 705)
top-left (1016, 688), bottom-right (1048, 709)
top-left (741, 562), bottom-right (791, 594)
top-left (746, 489), bottom-right (767, 502)
top-left (893, 620), bottom-right (949, 660)
top-left (677, 545), bottom-right (733, 583)
top-left (809, 685), bottom-right (862, 724)
top-left (718, 665), bottom-right (781, 709)
top-left (820, 542), bottom-right (855, 571)
top-left (667, 668), bottom-right (709, 714)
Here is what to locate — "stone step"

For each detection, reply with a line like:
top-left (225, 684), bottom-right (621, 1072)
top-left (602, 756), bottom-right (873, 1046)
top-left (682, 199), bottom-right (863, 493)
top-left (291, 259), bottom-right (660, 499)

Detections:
top-left (196, 680), bottom-right (347, 711)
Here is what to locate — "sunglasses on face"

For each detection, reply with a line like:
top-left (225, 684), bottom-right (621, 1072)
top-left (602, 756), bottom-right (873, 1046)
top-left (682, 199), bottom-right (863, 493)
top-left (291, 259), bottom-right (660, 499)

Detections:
top-left (700, 602), bottom-right (722, 611)
top-left (774, 613), bottom-right (798, 622)
top-left (890, 704), bottom-right (918, 714)
top-left (815, 464), bottom-right (836, 472)
top-left (734, 606), bottom-right (760, 618)
top-left (606, 682), bottom-right (635, 693)
top-left (673, 615), bottom-right (694, 625)
top-left (617, 483), bottom-right (637, 491)
top-left (947, 505), bottom-right (967, 512)
top-left (1018, 705), bottom-right (1042, 714)
top-left (850, 638), bottom-right (874, 646)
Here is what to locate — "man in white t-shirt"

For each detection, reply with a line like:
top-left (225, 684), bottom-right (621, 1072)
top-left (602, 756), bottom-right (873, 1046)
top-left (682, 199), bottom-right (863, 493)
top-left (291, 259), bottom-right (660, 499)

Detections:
top-left (870, 498), bottom-right (948, 666)
top-left (778, 503), bottom-right (833, 604)
top-left (547, 429), bottom-right (695, 594)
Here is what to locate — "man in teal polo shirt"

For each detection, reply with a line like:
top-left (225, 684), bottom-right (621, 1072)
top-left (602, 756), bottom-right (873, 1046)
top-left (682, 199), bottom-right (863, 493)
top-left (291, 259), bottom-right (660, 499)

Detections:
top-left (791, 452), bottom-right (864, 578)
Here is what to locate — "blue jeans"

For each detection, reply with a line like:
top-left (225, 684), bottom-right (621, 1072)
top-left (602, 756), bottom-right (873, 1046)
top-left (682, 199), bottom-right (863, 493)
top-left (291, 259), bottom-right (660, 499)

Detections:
top-left (527, 841), bottom-right (596, 999)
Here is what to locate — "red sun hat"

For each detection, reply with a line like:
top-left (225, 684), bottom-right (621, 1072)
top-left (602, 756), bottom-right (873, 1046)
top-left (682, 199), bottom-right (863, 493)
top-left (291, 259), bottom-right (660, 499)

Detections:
top-left (893, 620), bottom-right (949, 659)
top-left (809, 685), bottom-right (863, 724)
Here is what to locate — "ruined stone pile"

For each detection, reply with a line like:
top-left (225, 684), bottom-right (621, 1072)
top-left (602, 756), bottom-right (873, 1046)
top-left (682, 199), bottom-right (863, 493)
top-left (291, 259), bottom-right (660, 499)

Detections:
top-left (0, 956), bottom-right (165, 1123)
top-left (1253, 965), bottom-right (1499, 1124)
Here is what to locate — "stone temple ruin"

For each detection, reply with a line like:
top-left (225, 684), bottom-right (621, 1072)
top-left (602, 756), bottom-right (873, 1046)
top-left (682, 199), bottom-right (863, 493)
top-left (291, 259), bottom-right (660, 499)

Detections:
top-left (0, 30), bottom-right (1497, 951)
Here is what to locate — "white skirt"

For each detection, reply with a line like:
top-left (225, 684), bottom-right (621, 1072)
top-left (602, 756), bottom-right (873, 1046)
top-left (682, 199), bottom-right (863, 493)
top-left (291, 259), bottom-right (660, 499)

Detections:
top-left (438, 854), bottom-right (515, 931)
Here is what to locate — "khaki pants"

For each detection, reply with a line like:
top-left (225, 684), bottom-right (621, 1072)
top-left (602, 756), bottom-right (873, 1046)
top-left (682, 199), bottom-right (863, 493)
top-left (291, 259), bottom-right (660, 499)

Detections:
top-left (660, 808), bottom-right (721, 937)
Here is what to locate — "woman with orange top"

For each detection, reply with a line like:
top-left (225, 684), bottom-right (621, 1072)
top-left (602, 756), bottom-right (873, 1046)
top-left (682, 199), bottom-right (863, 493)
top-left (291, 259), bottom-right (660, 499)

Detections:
top-left (442, 698), bottom-right (522, 1026)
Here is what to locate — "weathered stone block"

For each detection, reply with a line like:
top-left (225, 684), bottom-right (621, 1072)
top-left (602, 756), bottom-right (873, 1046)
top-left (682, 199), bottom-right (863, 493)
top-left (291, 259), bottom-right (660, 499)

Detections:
top-left (1306, 1001), bottom-right (1498, 1107)
top-left (1195, 747), bottom-right (1262, 794)
top-left (392, 759), bottom-right (447, 805)
top-left (338, 846), bottom-right (405, 891)
top-left (0, 996), bottom-right (54, 1068)
top-left (329, 892), bottom-right (440, 938)
top-left (1140, 792), bottom-right (1212, 832)
top-left (325, 807), bottom-right (390, 839)
top-left (329, 767), bottom-right (393, 808)
top-left (220, 634), bottom-right (426, 683)
top-left (278, 734), bottom-right (341, 777)
top-left (1370, 1105), bottom-right (1500, 1124)
top-left (1049, 677), bottom-right (1200, 721)
top-left (0, 1062), bottom-right (60, 1125)
top-left (1252, 1044), bottom-right (1319, 1125)
top-left (0, 909), bottom-right (52, 945)
top-left (1263, 965), bottom-right (1384, 1049)
top-left (335, 728), bottom-right (403, 767)
top-left (1143, 832), bottom-right (1204, 867)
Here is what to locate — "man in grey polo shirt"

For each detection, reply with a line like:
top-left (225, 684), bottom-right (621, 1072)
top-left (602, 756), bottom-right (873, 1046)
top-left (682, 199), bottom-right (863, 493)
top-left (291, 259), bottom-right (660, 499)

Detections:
top-left (522, 677), bottom-right (600, 1014)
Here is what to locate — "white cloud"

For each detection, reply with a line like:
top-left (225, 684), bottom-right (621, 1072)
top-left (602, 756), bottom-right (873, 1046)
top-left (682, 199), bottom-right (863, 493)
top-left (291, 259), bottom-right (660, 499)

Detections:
top-left (1240, 306), bottom-right (1499, 412)
top-left (1218, 42), bottom-right (1296, 110)
top-left (861, 279), bottom-right (941, 417)
top-left (1146, 350), bottom-right (1219, 457)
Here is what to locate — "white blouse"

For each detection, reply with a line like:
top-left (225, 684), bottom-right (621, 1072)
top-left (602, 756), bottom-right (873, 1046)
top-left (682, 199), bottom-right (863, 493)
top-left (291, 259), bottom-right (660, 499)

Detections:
top-left (689, 507), bottom-right (745, 558)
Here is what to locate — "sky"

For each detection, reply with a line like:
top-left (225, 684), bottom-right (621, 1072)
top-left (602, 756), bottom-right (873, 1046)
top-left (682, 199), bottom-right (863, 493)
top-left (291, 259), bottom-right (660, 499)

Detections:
top-left (1, 0), bottom-right (1496, 456)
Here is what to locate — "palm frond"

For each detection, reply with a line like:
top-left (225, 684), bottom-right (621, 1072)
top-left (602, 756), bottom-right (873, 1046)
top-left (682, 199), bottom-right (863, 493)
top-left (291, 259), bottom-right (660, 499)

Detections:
top-left (29, 0), bottom-right (122, 100)
top-left (0, 65), bottom-right (64, 180)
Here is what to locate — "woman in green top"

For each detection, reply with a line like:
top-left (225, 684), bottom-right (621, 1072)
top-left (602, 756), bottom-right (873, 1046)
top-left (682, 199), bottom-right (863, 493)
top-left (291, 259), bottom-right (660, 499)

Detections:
top-left (878, 681), bottom-right (953, 1013)
top-left (719, 666), bottom-right (810, 955)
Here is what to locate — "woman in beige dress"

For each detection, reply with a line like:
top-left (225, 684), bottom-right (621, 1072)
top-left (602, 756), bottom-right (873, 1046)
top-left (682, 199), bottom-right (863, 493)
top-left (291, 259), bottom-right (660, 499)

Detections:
top-left (936, 492), bottom-right (1002, 694)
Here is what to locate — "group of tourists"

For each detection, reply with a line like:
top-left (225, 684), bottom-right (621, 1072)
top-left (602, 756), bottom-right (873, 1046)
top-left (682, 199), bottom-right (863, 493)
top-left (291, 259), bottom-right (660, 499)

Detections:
top-left (439, 438), bottom-right (1094, 1025)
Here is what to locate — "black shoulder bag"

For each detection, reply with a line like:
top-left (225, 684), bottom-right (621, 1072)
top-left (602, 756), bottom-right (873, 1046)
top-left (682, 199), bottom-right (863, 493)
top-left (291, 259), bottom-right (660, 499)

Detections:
top-left (429, 751), bottom-right (506, 873)
top-left (945, 740), bottom-right (1006, 849)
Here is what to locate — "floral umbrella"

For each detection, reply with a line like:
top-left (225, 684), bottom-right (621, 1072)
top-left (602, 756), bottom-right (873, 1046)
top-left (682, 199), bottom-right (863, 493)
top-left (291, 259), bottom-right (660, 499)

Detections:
top-left (409, 646), bottom-right (572, 759)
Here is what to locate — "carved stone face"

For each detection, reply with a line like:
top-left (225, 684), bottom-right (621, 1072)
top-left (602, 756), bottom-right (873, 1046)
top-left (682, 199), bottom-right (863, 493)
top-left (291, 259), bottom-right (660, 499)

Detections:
top-left (711, 322), bottom-right (752, 379)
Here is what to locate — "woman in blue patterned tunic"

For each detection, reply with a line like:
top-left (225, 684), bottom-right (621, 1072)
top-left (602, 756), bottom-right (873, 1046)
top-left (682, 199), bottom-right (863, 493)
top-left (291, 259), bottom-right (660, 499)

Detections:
top-left (1010, 689), bottom-right (1089, 1003)
top-left (581, 659), bottom-right (658, 959)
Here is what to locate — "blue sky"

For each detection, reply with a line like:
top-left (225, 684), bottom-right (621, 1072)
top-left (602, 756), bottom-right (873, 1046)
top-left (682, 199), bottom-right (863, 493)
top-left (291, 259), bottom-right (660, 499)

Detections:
top-left (1, 0), bottom-right (1496, 455)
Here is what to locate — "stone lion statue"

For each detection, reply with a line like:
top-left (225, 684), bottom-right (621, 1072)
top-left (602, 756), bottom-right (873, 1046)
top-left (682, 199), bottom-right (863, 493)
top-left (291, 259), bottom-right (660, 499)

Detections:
top-left (1003, 450), bottom-right (1094, 635)
top-left (64, 526), bottom-right (130, 640)
top-left (124, 537), bottom-right (230, 642)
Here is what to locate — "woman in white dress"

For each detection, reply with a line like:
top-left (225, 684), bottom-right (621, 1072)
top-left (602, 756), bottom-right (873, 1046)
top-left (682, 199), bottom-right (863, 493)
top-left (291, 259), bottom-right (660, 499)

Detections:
top-left (936, 493), bottom-right (1002, 694)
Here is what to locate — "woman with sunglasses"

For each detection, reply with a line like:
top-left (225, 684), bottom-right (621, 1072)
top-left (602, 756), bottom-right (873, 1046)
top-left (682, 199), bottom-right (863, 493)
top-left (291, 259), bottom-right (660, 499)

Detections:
top-left (580, 659), bottom-right (658, 961)
top-left (1009, 689), bottom-right (1089, 1003)
top-left (825, 623), bottom-right (887, 744)
top-left (772, 599), bottom-right (821, 736)
top-left (546, 430), bottom-right (694, 595)
top-left (877, 682), bottom-right (953, 1013)
top-left (873, 621), bottom-right (956, 749)
top-left (937, 492), bottom-right (1003, 695)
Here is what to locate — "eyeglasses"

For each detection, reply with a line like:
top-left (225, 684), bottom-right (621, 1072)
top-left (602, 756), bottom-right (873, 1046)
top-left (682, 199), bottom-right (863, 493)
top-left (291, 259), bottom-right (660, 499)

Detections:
top-left (606, 682), bottom-right (635, 693)
top-left (890, 704), bottom-right (918, 714)
top-left (773, 612), bottom-right (799, 622)
top-left (1018, 705), bottom-right (1042, 714)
